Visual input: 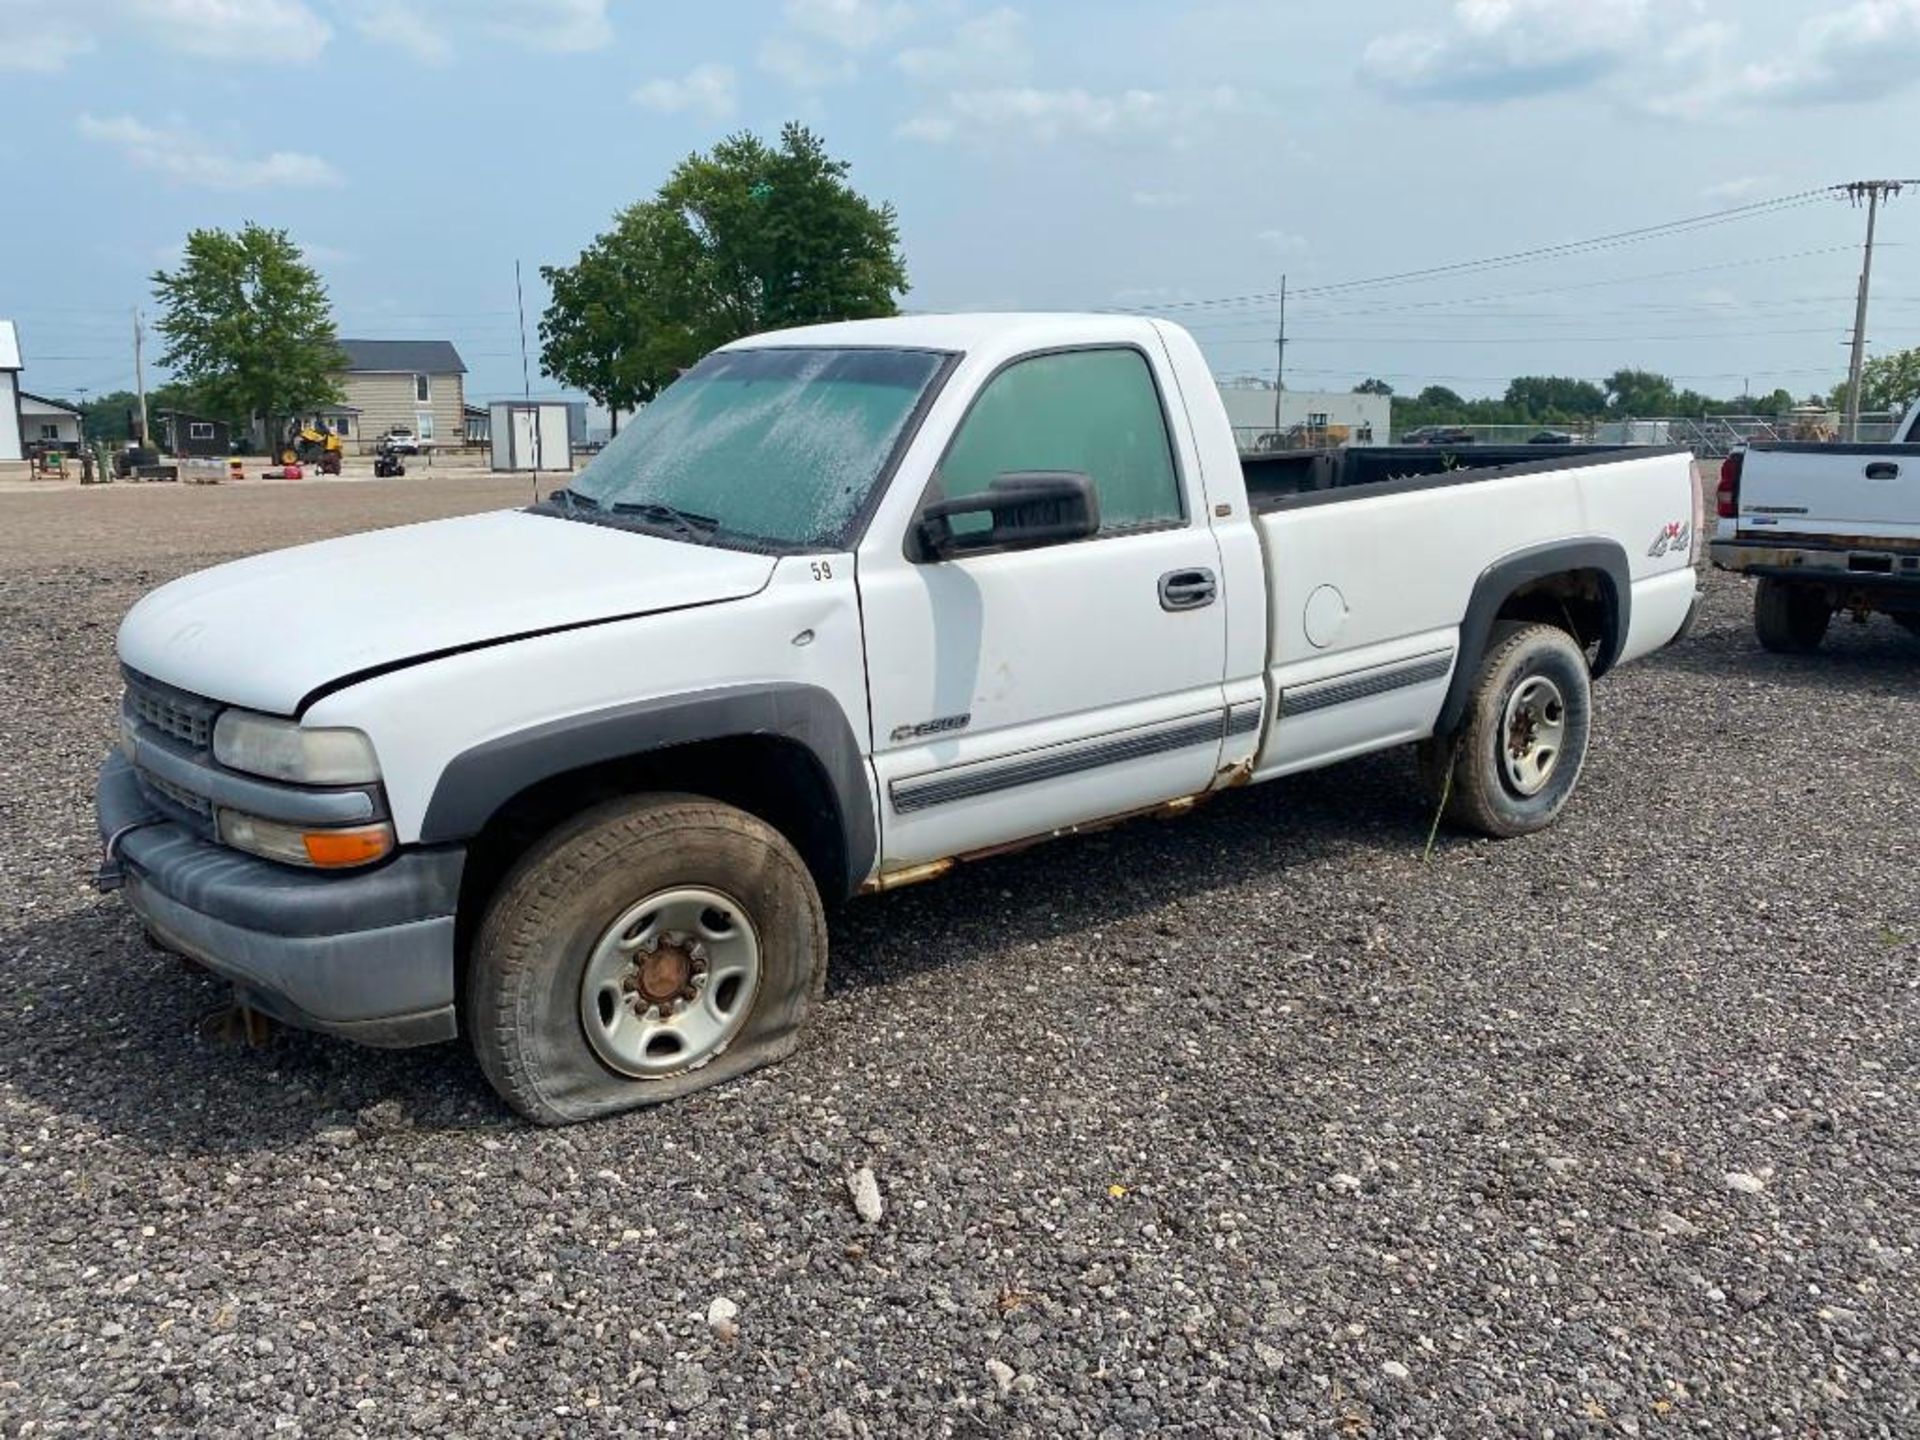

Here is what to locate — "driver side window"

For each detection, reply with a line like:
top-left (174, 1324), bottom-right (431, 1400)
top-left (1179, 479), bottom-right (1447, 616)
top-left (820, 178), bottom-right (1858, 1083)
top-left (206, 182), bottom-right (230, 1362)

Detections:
top-left (935, 348), bottom-right (1184, 537)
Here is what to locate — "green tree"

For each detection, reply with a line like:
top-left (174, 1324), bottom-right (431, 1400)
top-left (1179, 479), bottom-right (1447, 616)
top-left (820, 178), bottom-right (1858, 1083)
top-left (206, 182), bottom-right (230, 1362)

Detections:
top-left (540, 123), bottom-right (908, 425)
top-left (1352, 377), bottom-right (1394, 396)
top-left (1603, 368), bottom-right (1677, 416)
top-left (150, 223), bottom-right (342, 432)
top-left (1830, 345), bottom-right (1920, 416)
top-left (1504, 375), bottom-right (1607, 420)
top-left (74, 383), bottom-right (210, 444)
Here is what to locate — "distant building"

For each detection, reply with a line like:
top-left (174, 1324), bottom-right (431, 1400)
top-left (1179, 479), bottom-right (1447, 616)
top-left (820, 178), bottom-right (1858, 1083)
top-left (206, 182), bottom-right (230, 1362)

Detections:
top-left (158, 410), bottom-right (232, 458)
top-left (488, 401), bottom-right (573, 473)
top-left (19, 392), bottom-right (82, 453)
top-left (0, 320), bottom-right (23, 463)
top-left (464, 404), bottom-right (490, 446)
top-left (1215, 382), bottom-right (1390, 449)
top-left (323, 339), bottom-right (468, 449)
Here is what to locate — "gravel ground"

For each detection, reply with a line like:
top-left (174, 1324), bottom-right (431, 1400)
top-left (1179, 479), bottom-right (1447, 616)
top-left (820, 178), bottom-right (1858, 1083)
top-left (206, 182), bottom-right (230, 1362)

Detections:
top-left (1, 478), bottom-right (1916, 1437)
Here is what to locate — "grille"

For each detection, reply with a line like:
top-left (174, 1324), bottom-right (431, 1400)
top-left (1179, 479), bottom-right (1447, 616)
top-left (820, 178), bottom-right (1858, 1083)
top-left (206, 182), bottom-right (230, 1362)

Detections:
top-left (125, 676), bottom-right (217, 751)
top-left (139, 767), bottom-right (213, 818)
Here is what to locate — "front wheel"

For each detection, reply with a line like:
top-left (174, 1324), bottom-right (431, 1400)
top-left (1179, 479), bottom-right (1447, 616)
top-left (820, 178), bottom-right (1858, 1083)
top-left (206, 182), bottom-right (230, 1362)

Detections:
top-left (469, 795), bottom-right (827, 1125)
top-left (1753, 577), bottom-right (1830, 654)
top-left (1419, 622), bottom-right (1593, 838)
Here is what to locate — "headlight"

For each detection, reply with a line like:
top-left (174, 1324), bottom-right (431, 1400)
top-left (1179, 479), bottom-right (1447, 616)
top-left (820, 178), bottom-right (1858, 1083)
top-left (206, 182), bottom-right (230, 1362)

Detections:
top-left (213, 710), bottom-right (381, 785)
top-left (217, 810), bottom-right (395, 869)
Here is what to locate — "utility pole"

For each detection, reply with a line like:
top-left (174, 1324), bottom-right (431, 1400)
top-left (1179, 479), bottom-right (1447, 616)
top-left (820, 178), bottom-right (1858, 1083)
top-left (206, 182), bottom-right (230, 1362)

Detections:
top-left (515, 258), bottom-right (539, 499)
top-left (132, 308), bottom-right (150, 447)
top-left (1838, 180), bottom-right (1915, 440)
top-left (1272, 273), bottom-right (1287, 436)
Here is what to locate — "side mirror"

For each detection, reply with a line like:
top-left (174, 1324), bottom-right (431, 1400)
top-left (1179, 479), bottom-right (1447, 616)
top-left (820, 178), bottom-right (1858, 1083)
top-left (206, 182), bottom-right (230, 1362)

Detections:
top-left (914, 471), bottom-right (1100, 560)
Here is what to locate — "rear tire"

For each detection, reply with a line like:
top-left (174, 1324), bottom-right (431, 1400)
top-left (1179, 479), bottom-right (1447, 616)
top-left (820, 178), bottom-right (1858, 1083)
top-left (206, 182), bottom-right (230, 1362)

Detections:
top-left (1419, 622), bottom-right (1593, 838)
top-left (1893, 613), bottom-right (1920, 641)
top-left (1753, 578), bottom-right (1830, 654)
top-left (469, 794), bottom-right (827, 1125)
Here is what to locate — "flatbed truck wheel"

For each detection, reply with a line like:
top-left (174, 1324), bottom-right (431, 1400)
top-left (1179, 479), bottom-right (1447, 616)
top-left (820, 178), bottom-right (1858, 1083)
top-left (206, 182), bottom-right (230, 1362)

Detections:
top-left (469, 794), bottom-right (827, 1125)
top-left (1753, 577), bottom-right (1831, 654)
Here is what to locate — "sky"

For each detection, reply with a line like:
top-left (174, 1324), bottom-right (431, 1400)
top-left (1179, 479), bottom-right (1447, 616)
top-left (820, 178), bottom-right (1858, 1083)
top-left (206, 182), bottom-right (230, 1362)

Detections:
top-left (5, 0), bottom-right (1920, 408)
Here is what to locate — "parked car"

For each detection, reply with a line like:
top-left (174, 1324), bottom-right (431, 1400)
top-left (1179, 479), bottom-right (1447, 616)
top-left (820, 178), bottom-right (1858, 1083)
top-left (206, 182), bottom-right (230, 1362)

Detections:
top-left (381, 428), bottom-right (420, 455)
top-left (1403, 425), bottom-right (1477, 446)
top-left (1528, 430), bottom-right (1576, 445)
top-left (97, 314), bottom-right (1701, 1123)
top-left (1710, 396), bottom-right (1920, 651)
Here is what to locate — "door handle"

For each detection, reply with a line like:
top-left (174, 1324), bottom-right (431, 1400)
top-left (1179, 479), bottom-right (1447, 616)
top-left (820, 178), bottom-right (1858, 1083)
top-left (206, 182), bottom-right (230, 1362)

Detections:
top-left (1865, 461), bottom-right (1901, 480)
top-left (1158, 567), bottom-right (1217, 611)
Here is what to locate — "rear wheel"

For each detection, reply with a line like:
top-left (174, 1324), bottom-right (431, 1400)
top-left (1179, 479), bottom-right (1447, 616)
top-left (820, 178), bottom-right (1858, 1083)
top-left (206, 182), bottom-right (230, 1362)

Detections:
top-left (1753, 577), bottom-right (1830, 654)
top-left (1419, 622), bottom-right (1593, 838)
top-left (469, 794), bottom-right (827, 1125)
top-left (1893, 613), bottom-right (1920, 641)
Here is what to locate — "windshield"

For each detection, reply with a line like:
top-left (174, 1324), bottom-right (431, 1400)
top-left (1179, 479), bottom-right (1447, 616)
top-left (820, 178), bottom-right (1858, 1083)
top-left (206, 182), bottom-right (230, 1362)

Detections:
top-left (558, 346), bottom-right (948, 550)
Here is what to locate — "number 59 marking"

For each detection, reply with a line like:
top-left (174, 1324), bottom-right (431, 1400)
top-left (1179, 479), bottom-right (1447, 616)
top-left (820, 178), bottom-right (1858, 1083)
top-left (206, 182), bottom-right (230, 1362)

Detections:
top-left (810, 561), bottom-right (835, 581)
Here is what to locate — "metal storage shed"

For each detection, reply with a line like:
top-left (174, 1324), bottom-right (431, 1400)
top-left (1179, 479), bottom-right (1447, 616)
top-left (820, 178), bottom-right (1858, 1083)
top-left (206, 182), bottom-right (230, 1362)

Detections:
top-left (488, 401), bottom-right (573, 473)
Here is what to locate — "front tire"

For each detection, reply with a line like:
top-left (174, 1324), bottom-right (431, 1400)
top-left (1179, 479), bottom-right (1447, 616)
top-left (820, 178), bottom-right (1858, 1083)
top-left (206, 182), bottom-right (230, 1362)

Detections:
top-left (1753, 577), bottom-right (1830, 654)
top-left (469, 795), bottom-right (827, 1125)
top-left (1420, 622), bottom-right (1593, 838)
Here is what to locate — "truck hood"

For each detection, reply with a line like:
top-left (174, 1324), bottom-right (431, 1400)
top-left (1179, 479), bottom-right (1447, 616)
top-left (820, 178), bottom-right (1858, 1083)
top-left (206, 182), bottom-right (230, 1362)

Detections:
top-left (117, 509), bottom-right (778, 715)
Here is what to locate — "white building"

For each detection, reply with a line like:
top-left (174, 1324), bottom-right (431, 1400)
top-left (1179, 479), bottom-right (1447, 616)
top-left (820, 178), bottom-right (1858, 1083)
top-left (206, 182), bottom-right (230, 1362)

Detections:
top-left (1215, 382), bottom-right (1391, 449)
top-left (19, 393), bottom-right (82, 451)
top-left (0, 320), bottom-right (22, 464)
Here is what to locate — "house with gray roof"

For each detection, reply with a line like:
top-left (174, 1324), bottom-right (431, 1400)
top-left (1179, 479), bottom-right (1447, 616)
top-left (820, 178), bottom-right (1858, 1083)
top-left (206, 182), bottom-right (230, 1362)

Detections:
top-left (320, 338), bottom-right (468, 450)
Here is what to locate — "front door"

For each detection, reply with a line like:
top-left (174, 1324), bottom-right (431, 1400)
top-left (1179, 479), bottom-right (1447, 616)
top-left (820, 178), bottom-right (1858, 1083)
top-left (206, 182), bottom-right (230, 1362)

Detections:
top-left (858, 344), bottom-right (1232, 870)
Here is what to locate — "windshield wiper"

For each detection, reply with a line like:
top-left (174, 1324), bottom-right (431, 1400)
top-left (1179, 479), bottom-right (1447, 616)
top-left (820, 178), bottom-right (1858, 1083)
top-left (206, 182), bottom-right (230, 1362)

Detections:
top-left (609, 500), bottom-right (720, 540)
top-left (546, 486), bottom-right (599, 512)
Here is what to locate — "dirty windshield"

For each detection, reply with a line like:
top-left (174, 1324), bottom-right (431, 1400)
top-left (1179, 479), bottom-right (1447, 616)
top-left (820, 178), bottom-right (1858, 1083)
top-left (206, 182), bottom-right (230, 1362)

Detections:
top-left (556, 347), bottom-right (948, 550)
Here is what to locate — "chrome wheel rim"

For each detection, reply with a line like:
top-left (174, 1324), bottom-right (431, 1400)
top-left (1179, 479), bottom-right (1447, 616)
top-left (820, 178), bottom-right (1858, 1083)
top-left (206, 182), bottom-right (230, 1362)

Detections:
top-left (1501, 675), bottom-right (1566, 797)
top-left (579, 887), bottom-right (761, 1079)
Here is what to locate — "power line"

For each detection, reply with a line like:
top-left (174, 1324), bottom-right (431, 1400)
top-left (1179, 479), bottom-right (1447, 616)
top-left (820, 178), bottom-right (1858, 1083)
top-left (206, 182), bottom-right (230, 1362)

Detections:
top-left (1118, 189), bottom-right (1834, 315)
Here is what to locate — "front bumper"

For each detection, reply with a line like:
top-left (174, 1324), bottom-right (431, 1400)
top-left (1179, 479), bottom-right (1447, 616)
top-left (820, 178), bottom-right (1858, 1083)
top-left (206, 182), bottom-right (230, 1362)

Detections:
top-left (97, 752), bottom-right (465, 1047)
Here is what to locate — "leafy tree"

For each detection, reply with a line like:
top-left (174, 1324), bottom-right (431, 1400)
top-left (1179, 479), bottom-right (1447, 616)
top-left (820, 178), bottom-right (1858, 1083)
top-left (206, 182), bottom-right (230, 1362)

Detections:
top-left (1504, 375), bottom-right (1607, 420)
top-left (1352, 377), bottom-right (1393, 396)
top-left (541, 123), bottom-right (908, 426)
top-left (1603, 368), bottom-right (1677, 416)
top-left (1414, 385), bottom-right (1465, 410)
top-left (72, 383), bottom-right (210, 444)
top-left (150, 223), bottom-right (343, 431)
top-left (1829, 346), bottom-right (1920, 416)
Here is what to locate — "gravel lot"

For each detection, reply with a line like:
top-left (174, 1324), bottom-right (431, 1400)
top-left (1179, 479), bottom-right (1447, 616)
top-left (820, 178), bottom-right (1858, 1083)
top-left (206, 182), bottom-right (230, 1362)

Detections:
top-left (2, 477), bottom-right (1916, 1436)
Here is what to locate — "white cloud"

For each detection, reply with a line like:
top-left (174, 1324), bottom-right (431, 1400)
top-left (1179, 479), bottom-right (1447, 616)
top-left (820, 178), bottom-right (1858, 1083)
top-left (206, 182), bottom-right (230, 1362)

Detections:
top-left (348, 0), bottom-right (452, 63)
top-left (79, 112), bottom-right (342, 190)
top-left (1361, 0), bottom-right (1657, 102)
top-left (479, 0), bottom-right (611, 52)
top-left (785, 0), bottom-right (915, 52)
top-left (126, 0), bottom-right (330, 58)
top-left (899, 85), bottom-right (1249, 147)
top-left (1258, 229), bottom-right (1309, 253)
top-left (894, 5), bottom-right (1027, 83)
top-left (1701, 174), bottom-right (1777, 202)
top-left (633, 62), bottom-right (737, 119)
top-left (0, 6), bottom-right (96, 71)
top-left (1131, 191), bottom-right (1193, 210)
top-left (299, 241), bottom-right (354, 265)
top-left (758, 33), bottom-right (857, 88)
top-left (1730, 0), bottom-right (1920, 104)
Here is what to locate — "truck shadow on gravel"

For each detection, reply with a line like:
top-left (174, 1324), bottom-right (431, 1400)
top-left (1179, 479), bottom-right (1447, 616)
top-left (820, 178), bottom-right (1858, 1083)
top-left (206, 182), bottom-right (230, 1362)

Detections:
top-left (0, 751), bottom-right (1428, 1155)
top-left (1644, 616), bottom-right (1919, 697)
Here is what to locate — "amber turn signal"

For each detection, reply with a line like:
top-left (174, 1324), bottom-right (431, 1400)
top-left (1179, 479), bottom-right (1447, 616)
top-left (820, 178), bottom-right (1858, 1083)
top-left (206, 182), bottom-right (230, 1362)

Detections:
top-left (301, 825), bottom-right (396, 868)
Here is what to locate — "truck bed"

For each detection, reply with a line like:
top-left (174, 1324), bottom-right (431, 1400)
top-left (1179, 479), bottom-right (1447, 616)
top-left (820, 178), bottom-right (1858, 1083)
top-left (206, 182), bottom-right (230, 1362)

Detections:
top-left (1243, 444), bottom-right (1666, 512)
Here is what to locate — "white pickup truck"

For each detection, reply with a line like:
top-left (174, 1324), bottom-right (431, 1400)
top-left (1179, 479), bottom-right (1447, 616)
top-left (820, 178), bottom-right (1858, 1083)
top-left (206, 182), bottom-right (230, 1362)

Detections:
top-left (98, 315), bottom-right (1699, 1123)
top-left (1710, 398), bottom-right (1920, 650)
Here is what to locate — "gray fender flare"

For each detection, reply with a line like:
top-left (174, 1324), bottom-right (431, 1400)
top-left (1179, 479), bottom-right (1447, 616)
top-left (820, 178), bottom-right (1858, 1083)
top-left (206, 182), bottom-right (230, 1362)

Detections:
top-left (1435, 538), bottom-right (1631, 737)
top-left (418, 683), bottom-right (875, 896)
